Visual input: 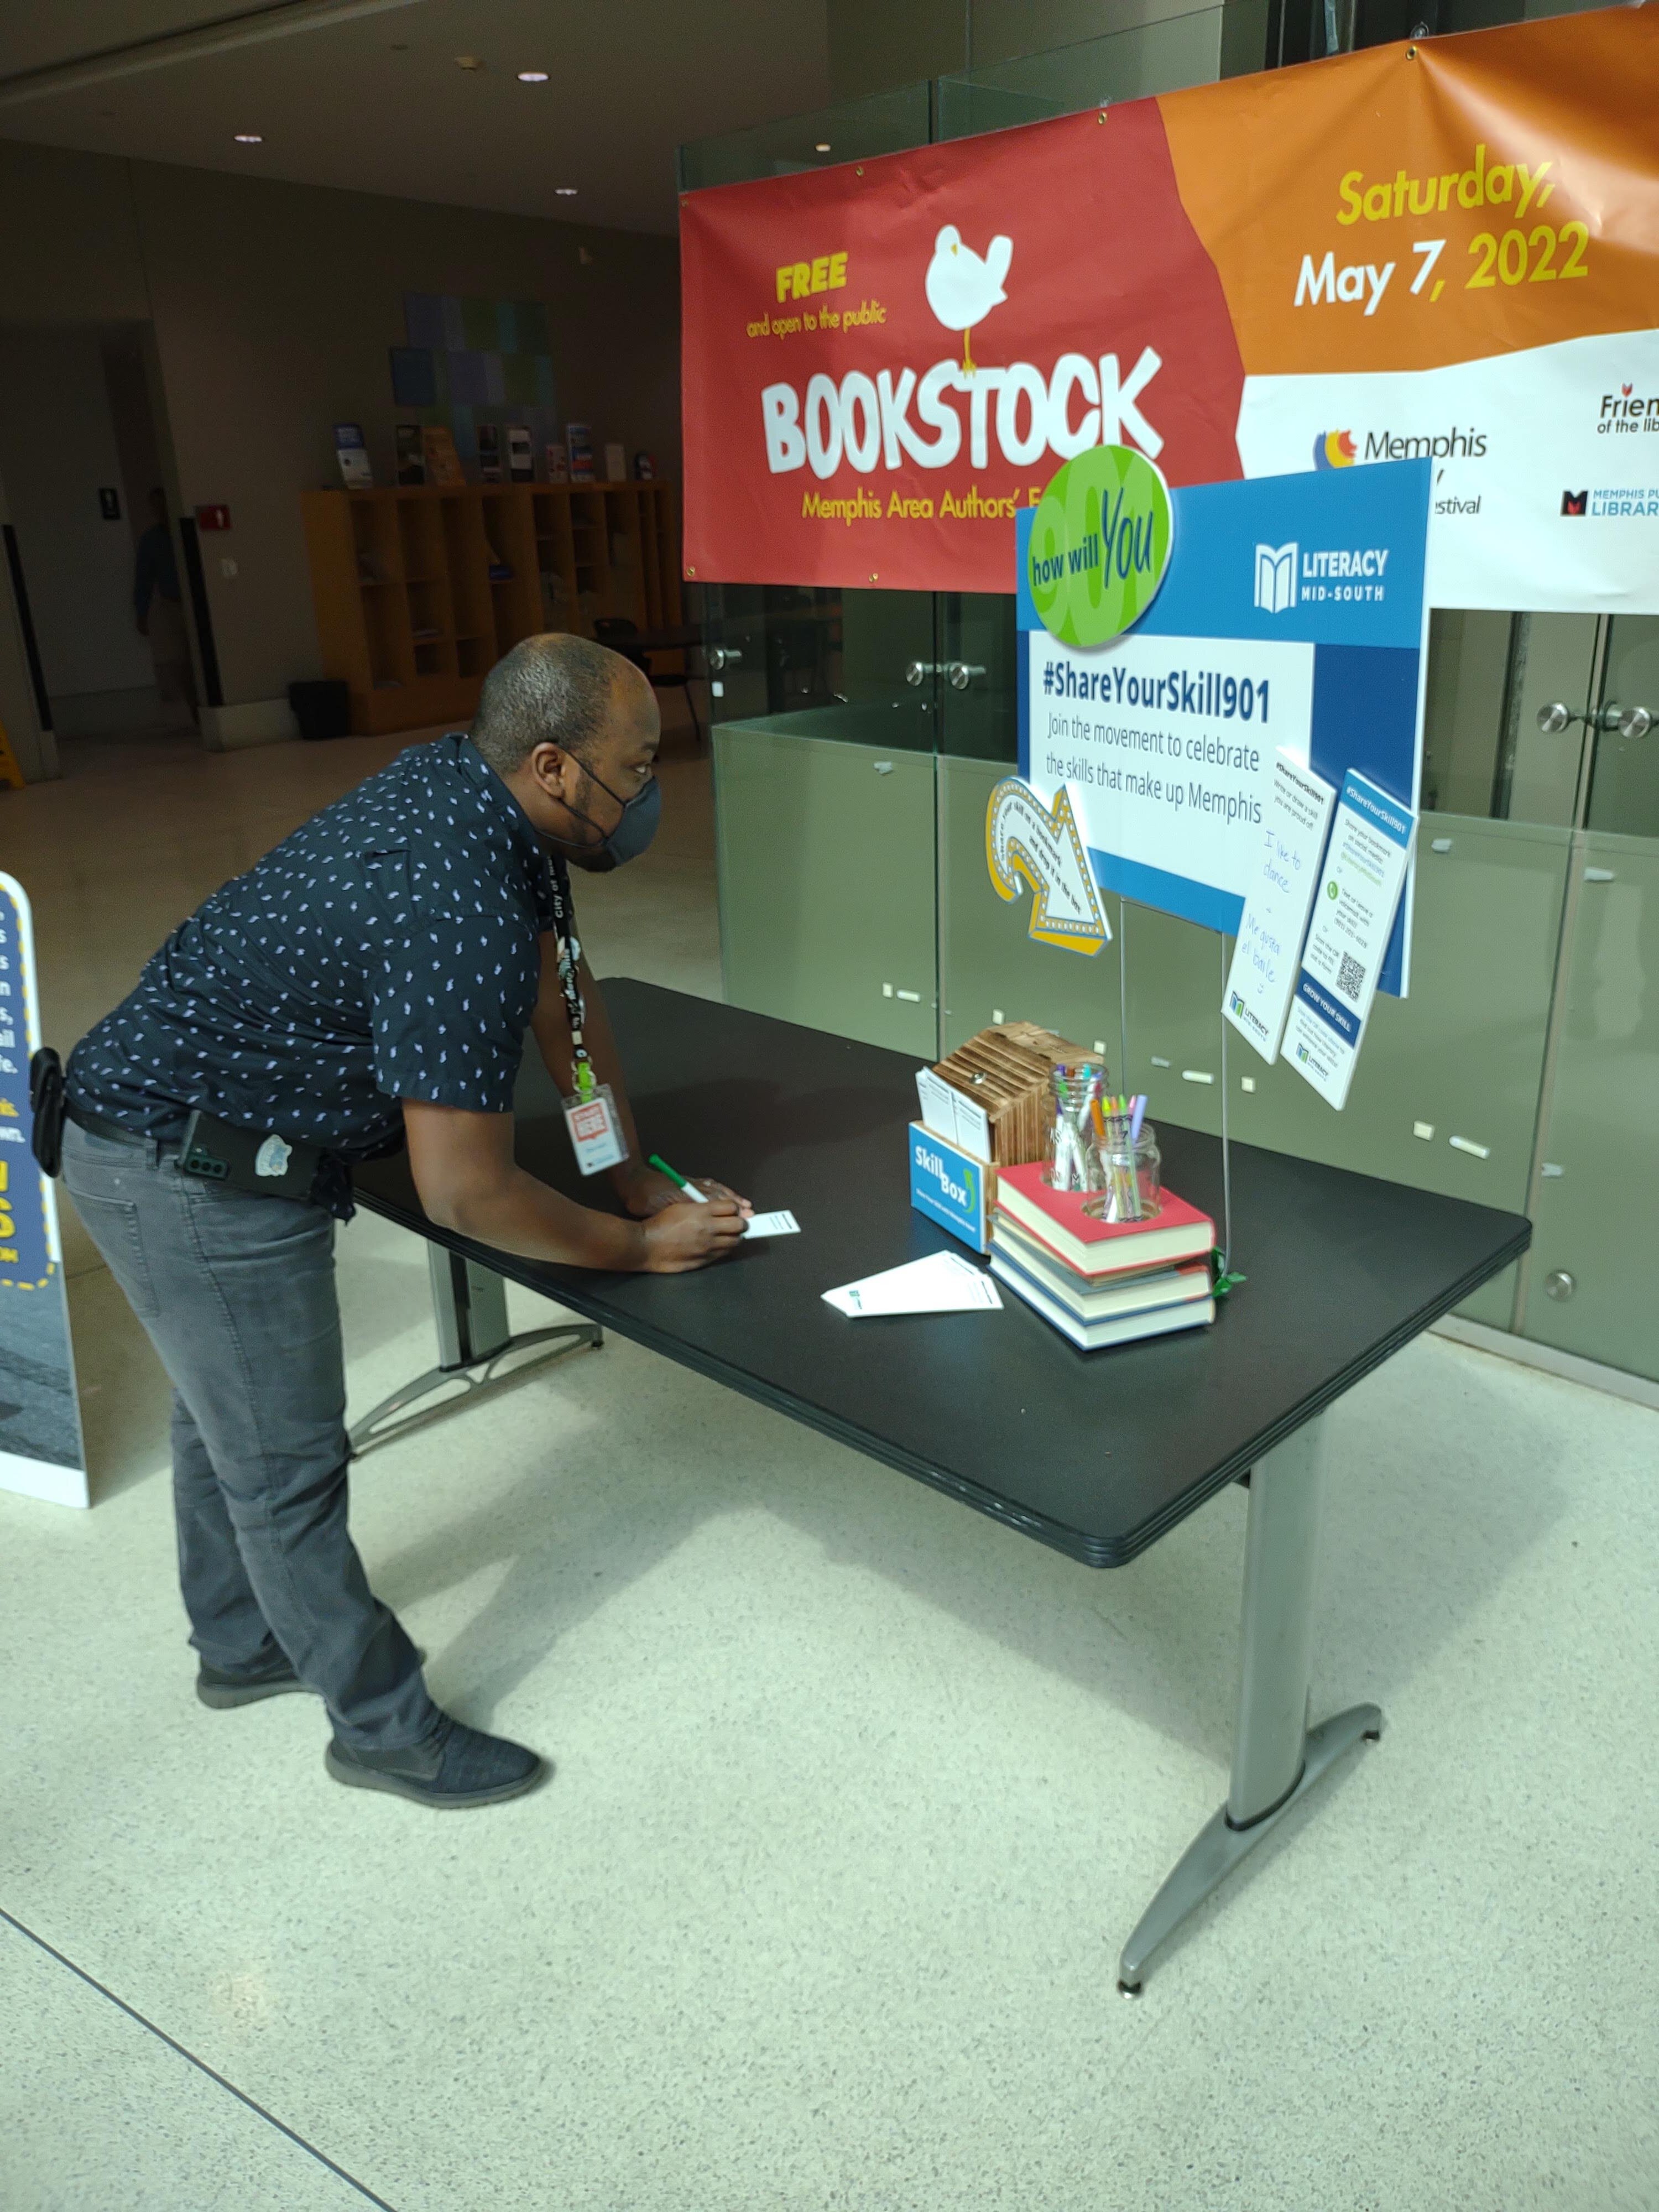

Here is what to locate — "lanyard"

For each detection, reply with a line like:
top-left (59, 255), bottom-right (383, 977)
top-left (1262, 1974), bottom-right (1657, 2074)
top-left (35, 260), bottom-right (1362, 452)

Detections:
top-left (545, 853), bottom-right (597, 1098)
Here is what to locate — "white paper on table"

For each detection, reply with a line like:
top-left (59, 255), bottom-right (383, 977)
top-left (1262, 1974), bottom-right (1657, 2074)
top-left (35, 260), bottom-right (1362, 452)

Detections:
top-left (915, 1066), bottom-right (992, 1161)
top-left (1223, 751), bottom-right (1336, 1066)
top-left (742, 1210), bottom-right (800, 1238)
top-left (822, 1250), bottom-right (1003, 1317)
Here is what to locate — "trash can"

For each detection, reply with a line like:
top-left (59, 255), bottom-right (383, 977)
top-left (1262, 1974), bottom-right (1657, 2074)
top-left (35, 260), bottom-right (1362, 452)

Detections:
top-left (288, 679), bottom-right (351, 742)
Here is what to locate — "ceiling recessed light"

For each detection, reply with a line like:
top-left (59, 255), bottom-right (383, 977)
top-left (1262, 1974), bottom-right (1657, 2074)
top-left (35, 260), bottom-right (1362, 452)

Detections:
top-left (233, 132), bottom-right (263, 144)
top-left (815, 142), bottom-right (832, 152)
top-left (454, 54), bottom-right (483, 70)
top-left (517, 69), bottom-right (549, 82)
top-left (555, 186), bottom-right (578, 196)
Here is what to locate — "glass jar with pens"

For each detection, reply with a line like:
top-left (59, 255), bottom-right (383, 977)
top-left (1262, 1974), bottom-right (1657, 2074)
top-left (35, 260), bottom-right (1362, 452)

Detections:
top-left (1044, 1061), bottom-right (1109, 1193)
top-left (1084, 1094), bottom-right (1161, 1223)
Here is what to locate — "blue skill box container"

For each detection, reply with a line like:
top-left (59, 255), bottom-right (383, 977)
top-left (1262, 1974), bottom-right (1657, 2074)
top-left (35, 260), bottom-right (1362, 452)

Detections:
top-left (908, 1123), bottom-right (991, 1254)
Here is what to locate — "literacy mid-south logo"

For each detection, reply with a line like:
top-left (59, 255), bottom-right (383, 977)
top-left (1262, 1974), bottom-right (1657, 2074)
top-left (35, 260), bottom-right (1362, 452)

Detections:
top-left (1313, 430), bottom-right (1356, 470)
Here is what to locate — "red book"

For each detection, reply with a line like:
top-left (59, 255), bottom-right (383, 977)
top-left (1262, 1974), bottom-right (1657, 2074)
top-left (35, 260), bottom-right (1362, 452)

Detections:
top-left (994, 1162), bottom-right (1214, 1280)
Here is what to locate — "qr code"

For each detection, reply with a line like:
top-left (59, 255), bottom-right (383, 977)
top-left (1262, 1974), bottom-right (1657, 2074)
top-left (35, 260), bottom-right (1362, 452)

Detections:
top-left (1337, 951), bottom-right (1365, 1003)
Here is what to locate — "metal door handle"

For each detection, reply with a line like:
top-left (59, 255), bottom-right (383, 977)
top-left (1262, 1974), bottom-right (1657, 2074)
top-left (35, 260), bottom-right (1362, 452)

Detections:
top-left (905, 660), bottom-right (942, 686)
top-left (705, 646), bottom-right (744, 672)
top-left (1537, 700), bottom-right (1652, 738)
top-left (946, 661), bottom-right (987, 691)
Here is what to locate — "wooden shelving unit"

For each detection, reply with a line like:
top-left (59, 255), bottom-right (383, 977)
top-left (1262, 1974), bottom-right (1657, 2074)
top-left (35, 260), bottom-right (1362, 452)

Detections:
top-left (301, 483), bottom-right (682, 736)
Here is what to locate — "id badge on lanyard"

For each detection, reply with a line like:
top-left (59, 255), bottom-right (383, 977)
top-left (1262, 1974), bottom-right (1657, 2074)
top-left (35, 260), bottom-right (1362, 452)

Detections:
top-left (564, 1082), bottom-right (627, 1175)
top-left (548, 854), bottom-right (630, 1177)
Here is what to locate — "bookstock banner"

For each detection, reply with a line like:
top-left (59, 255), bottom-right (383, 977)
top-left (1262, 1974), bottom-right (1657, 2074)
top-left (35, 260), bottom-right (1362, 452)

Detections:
top-left (681, 7), bottom-right (1659, 611)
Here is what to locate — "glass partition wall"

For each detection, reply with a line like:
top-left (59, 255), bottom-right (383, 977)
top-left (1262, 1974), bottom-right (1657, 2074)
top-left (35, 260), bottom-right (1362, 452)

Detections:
top-left (680, 24), bottom-right (1659, 1382)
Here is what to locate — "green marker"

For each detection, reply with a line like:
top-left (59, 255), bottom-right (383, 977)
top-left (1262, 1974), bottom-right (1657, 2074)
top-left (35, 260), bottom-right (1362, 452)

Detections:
top-left (649, 1152), bottom-right (707, 1203)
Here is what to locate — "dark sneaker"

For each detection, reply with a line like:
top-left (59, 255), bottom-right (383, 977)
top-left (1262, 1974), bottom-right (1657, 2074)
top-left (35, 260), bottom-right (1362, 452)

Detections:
top-left (325, 1715), bottom-right (546, 1809)
top-left (197, 1653), bottom-right (307, 1709)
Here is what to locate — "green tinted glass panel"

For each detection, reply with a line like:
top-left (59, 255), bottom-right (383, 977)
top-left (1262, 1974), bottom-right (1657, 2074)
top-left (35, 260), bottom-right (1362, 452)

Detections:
top-left (936, 7), bottom-right (1226, 139)
top-left (1419, 609), bottom-right (1592, 827)
top-left (1585, 615), bottom-right (1659, 838)
top-left (714, 724), bottom-right (938, 1056)
top-left (679, 83), bottom-right (932, 190)
top-left (699, 585), bottom-right (940, 749)
top-left (1522, 831), bottom-right (1659, 1380)
top-left (1115, 820), bottom-right (1568, 1218)
top-left (938, 594), bottom-right (1018, 761)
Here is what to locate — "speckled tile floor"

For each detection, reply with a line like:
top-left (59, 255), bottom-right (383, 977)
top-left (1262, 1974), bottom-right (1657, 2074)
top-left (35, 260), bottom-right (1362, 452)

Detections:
top-left (1, 722), bottom-right (1656, 2211)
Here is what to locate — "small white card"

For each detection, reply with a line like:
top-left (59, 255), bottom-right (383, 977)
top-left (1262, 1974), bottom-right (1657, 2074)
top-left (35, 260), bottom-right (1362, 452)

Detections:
top-left (915, 1066), bottom-right (992, 1162)
top-left (1223, 751), bottom-right (1336, 1065)
top-left (823, 1250), bottom-right (1003, 1318)
top-left (742, 1210), bottom-right (800, 1239)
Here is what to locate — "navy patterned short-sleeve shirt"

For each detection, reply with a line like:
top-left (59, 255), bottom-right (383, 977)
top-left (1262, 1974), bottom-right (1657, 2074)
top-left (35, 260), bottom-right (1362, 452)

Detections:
top-left (68, 735), bottom-right (565, 1159)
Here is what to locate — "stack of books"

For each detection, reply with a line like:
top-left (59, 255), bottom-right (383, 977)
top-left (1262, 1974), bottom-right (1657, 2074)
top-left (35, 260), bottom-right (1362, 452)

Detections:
top-left (990, 1162), bottom-right (1216, 1351)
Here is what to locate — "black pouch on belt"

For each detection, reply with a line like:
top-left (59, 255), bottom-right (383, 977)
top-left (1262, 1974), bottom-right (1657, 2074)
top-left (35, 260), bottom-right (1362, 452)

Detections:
top-left (29, 1048), bottom-right (66, 1176)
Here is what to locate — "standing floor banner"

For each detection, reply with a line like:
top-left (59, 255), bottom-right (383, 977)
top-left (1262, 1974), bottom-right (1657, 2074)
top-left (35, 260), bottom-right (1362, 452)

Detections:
top-left (681, 6), bottom-right (1659, 613)
top-left (0, 873), bottom-right (88, 1507)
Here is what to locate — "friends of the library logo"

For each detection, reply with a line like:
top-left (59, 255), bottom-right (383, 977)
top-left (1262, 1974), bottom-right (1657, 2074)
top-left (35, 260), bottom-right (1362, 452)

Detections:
top-left (1597, 384), bottom-right (1659, 435)
top-left (1253, 539), bottom-right (1391, 614)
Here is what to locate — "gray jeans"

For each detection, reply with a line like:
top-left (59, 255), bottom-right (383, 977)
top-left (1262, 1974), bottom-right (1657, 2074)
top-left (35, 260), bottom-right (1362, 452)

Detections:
top-left (63, 1121), bottom-right (438, 1750)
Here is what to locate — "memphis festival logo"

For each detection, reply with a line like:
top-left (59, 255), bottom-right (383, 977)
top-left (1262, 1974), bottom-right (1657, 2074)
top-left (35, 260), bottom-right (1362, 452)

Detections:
top-left (1255, 541), bottom-right (1298, 614)
top-left (762, 220), bottom-right (1167, 484)
top-left (1312, 430), bottom-right (1357, 471)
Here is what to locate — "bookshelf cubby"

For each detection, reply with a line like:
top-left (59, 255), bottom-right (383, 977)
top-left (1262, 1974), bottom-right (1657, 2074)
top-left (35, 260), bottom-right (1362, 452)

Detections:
top-left (301, 482), bottom-right (682, 736)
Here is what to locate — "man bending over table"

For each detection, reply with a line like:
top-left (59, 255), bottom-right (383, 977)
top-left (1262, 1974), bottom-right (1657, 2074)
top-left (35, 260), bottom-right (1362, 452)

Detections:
top-left (57, 634), bottom-right (745, 1809)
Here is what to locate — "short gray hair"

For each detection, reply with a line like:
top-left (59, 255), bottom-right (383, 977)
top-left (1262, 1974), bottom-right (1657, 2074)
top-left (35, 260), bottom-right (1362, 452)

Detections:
top-left (470, 632), bottom-right (640, 774)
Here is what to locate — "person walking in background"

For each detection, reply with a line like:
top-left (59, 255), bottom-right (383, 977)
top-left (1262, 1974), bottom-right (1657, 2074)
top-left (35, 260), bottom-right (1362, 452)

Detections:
top-left (133, 487), bottom-right (197, 723)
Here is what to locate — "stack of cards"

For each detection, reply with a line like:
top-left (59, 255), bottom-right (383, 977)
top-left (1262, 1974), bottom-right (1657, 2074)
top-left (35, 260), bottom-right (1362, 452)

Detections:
top-left (823, 1251), bottom-right (1003, 1318)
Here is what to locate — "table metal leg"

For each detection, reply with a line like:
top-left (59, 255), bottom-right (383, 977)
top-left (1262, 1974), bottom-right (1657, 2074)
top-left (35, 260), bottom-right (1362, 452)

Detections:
top-left (348, 1247), bottom-right (603, 1454)
top-left (1117, 1415), bottom-right (1381, 1994)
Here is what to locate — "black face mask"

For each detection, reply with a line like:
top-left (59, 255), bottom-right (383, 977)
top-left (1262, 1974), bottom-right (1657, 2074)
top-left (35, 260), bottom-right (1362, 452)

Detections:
top-left (541, 760), bottom-right (662, 874)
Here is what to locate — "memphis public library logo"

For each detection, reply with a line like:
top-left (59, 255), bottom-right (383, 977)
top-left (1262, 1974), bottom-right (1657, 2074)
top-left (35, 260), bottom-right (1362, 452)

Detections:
top-left (1562, 486), bottom-right (1659, 518)
top-left (1254, 539), bottom-right (1391, 612)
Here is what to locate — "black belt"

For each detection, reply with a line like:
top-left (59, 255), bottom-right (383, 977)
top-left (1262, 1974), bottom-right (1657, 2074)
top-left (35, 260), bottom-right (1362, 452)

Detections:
top-left (64, 1099), bottom-right (171, 1150)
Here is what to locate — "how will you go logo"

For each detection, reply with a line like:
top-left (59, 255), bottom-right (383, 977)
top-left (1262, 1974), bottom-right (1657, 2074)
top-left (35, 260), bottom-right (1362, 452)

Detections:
top-left (1027, 445), bottom-right (1172, 648)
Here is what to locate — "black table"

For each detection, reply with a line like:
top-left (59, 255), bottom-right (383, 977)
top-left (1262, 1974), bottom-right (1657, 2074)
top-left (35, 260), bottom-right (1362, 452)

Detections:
top-left (354, 982), bottom-right (1530, 1990)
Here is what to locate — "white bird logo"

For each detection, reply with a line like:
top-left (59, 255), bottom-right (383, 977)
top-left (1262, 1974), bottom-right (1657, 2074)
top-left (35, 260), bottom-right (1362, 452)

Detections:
top-left (925, 224), bottom-right (1012, 377)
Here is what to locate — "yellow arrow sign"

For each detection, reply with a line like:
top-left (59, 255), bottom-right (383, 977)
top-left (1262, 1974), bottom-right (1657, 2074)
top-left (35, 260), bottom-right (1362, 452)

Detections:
top-left (985, 778), bottom-right (1110, 956)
